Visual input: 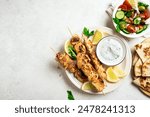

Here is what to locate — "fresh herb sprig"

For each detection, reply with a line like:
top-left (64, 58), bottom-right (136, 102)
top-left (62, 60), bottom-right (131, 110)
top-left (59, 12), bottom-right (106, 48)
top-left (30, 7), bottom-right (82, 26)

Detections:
top-left (67, 90), bottom-right (75, 100)
top-left (113, 18), bottom-right (120, 32)
top-left (126, 11), bottom-right (132, 17)
top-left (68, 45), bottom-right (76, 60)
top-left (83, 27), bottom-right (94, 38)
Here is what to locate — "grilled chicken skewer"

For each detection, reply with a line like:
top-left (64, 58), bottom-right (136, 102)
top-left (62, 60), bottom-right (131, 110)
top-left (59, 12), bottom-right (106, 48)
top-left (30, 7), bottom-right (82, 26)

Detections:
top-left (83, 35), bottom-right (107, 80)
top-left (77, 53), bottom-right (105, 92)
top-left (56, 52), bottom-right (88, 83)
top-left (70, 34), bottom-right (105, 92)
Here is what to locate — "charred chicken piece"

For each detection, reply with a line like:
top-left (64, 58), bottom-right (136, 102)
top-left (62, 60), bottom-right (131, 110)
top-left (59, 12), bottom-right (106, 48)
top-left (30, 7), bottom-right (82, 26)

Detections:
top-left (56, 52), bottom-right (88, 83)
top-left (74, 42), bottom-right (86, 54)
top-left (70, 34), bottom-right (86, 54)
top-left (83, 35), bottom-right (107, 80)
top-left (70, 34), bottom-right (105, 91)
top-left (70, 34), bottom-right (81, 46)
top-left (77, 53), bottom-right (105, 92)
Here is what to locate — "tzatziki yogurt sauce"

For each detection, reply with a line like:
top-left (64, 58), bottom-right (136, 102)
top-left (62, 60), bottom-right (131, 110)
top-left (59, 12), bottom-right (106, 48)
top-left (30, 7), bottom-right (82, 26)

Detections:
top-left (96, 36), bottom-right (126, 66)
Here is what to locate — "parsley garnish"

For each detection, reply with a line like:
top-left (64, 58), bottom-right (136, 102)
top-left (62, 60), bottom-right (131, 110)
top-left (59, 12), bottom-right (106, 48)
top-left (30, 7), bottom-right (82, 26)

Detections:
top-left (67, 90), bottom-right (75, 100)
top-left (83, 27), bottom-right (94, 38)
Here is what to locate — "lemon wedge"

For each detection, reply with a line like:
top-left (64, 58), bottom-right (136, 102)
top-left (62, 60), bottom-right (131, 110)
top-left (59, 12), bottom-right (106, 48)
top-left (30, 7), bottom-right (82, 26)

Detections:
top-left (113, 66), bottom-right (126, 78)
top-left (81, 82), bottom-right (97, 91)
top-left (106, 67), bottom-right (119, 83)
top-left (64, 40), bottom-right (71, 54)
top-left (92, 30), bottom-right (103, 45)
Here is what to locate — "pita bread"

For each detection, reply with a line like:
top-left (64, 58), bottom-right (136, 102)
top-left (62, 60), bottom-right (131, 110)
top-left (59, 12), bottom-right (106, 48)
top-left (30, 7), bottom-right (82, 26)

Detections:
top-left (142, 38), bottom-right (150, 43)
top-left (133, 76), bottom-right (140, 80)
top-left (133, 77), bottom-right (150, 93)
top-left (140, 88), bottom-right (150, 97)
top-left (132, 52), bottom-right (139, 66)
top-left (142, 59), bottom-right (150, 77)
top-left (134, 59), bottom-right (142, 76)
top-left (135, 43), bottom-right (150, 63)
top-left (132, 40), bottom-right (150, 96)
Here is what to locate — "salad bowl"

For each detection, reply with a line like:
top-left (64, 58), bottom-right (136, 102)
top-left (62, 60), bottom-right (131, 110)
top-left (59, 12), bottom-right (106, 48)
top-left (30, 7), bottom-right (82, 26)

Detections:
top-left (112, 0), bottom-right (150, 38)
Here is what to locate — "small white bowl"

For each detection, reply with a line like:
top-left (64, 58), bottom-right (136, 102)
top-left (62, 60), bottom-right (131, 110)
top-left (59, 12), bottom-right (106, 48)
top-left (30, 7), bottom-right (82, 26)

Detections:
top-left (96, 36), bottom-right (127, 66)
top-left (112, 0), bottom-right (150, 38)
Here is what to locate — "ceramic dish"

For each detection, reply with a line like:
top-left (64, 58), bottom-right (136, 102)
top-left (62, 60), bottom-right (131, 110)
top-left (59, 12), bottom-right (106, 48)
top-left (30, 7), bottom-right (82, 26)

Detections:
top-left (65, 26), bottom-right (132, 94)
top-left (112, 0), bottom-right (150, 38)
top-left (96, 35), bottom-right (127, 66)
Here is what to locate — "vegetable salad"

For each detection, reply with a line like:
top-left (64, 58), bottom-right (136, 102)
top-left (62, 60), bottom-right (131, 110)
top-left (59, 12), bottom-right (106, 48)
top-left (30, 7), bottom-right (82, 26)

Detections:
top-left (113, 0), bottom-right (150, 34)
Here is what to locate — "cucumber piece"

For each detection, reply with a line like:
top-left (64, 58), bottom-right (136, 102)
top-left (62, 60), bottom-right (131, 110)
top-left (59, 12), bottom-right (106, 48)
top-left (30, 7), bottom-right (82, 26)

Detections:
top-left (143, 24), bottom-right (148, 30)
top-left (119, 21), bottom-right (127, 29)
top-left (136, 28), bottom-right (143, 34)
top-left (136, 25), bottom-right (148, 34)
top-left (122, 29), bottom-right (130, 34)
top-left (123, 16), bottom-right (127, 20)
top-left (138, 6), bottom-right (145, 11)
top-left (116, 11), bottom-right (125, 19)
top-left (134, 17), bottom-right (141, 25)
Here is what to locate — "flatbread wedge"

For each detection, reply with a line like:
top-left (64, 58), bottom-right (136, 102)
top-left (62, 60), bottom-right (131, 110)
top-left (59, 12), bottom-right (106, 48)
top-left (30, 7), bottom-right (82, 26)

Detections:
top-left (133, 77), bottom-right (150, 93)
top-left (142, 38), bottom-right (150, 43)
top-left (135, 43), bottom-right (150, 63)
top-left (132, 52), bottom-right (139, 66)
top-left (140, 88), bottom-right (150, 97)
top-left (134, 59), bottom-right (142, 76)
top-left (133, 76), bottom-right (141, 80)
top-left (142, 59), bottom-right (150, 77)
top-left (132, 39), bottom-right (150, 96)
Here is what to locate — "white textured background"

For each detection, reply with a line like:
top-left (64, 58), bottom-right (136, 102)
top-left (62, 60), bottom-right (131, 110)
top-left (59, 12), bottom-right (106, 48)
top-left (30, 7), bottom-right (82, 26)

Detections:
top-left (0, 0), bottom-right (149, 99)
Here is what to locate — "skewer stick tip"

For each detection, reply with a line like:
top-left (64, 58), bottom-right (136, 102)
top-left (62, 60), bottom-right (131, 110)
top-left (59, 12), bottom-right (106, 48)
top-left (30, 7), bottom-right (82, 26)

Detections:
top-left (50, 46), bottom-right (57, 54)
top-left (67, 26), bottom-right (73, 36)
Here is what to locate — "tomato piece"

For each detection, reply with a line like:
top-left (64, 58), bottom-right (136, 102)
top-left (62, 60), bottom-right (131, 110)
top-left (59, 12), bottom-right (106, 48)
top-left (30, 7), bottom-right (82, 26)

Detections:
top-left (119, 5), bottom-right (128, 11)
top-left (139, 13), bottom-right (146, 19)
top-left (143, 10), bottom-right (150, 19)
top-left (137, 25), bottom-right (143, 30)
top-left (139, 10), bottom-right (150, 19)
top-left (127, 25), bottom-right (136, 33)
top-left (123, 0), bottom-right (132, 10)
top-left (119, 0), bottom-right (132, 11)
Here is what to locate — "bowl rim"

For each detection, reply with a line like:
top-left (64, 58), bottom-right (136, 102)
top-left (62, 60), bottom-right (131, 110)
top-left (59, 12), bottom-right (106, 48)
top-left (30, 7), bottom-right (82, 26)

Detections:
top-left (96, 35), bottom-right (127, 66)
top-left (112, 0), bottom-right (150, 38)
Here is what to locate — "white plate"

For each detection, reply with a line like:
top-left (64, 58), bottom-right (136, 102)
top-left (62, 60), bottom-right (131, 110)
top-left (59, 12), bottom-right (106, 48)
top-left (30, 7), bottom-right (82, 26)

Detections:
top-left (65, 26), bottom-right (132, 94)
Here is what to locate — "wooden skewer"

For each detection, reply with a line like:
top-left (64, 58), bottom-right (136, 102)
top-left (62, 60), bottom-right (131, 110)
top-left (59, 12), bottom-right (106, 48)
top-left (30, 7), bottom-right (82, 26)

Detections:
top-left (50, 26), bottom-right (73, 55)
top-left (67, 26), bottom-right (73, 36)
top-left (50, 46), bottom-right (57, 54)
